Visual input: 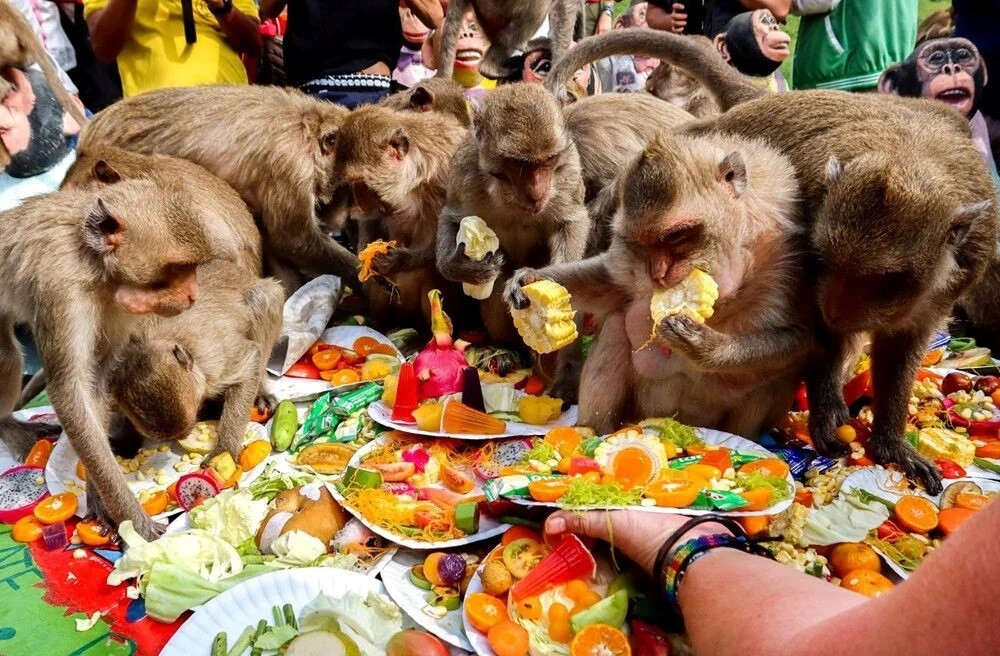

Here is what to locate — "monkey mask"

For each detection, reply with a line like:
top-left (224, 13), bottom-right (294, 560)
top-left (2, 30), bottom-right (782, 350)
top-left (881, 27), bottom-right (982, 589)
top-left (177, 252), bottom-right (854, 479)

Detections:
top-left (713, 10), bottom-right (790, 78)
top-left (0, 67), bottom-right (78, 178)
top-left (451, 10), bottom-right (495, 100)
top-left (393, 4), bottom-right (437, 89)
top-left (879, 38), bottom-right (986, 119)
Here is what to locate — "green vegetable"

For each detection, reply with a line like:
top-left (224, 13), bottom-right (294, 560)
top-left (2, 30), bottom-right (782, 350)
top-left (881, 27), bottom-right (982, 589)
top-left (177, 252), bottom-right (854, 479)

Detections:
top-left (189, 489), bottom-right (270, 546)
top-left (653, 417), bottom-right (702, 449)
top-left (342, 465), bottom-right (382, 489)
top-left (271, 400), bottom-right (299, 451)
top-left (226, 626), bottom-right (254, 656)
top-left (800, 493), bottom-right (890, 547)
top-left (579, 437), bottom-right (602, 457)
top-left (298, 591), bottom-right (403, 653)
top-left (212, 632), bottom-right (227, 656)
top-left (284, 604), bottom-right (298, 630)
top-left (248, 464), bottom-right (312, 500)
top-left (454, 501), bottom-right (480, 534)
top-left (524, 440), bottom-right (559, 464)
top-left (255, 624), bottom-right (298, 650)
top-left (570, 589), bottom-right (628, 633)
top-left (735, 472), bottom-right (793, 503)
top-left (273, 605), bottom-right (285, 627)
top-left (426, 586), bottom-right (461, 611)
top-left (974, 457), bottom-right (1000, 474)
top-left (866, 536), bottom-right (926, 571)
top-left (409, 565), bottom-right (432, 590)
top-left (559, 478), bottom-right (643, 509)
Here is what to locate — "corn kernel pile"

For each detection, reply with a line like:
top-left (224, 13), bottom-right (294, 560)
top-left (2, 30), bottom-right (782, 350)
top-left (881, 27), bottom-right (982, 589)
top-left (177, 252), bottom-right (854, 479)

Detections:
top-left (510, 280), bottom-right (578, 354)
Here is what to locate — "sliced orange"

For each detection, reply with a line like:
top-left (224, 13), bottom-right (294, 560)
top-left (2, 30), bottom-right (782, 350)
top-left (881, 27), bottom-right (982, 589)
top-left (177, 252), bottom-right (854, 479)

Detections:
top-left (528, 478), bottom-right (570, 503)
top-left (239, 440), bottom-right (272, 470)
top-left (24, 440), bottom-right (53, 468)
top-left (938, 507), bottom-right (975, 536)
top-left (75, 460), bottom-right (87, 481)
top-left (737, 515), bottom-right (771, 537)
top-left (738, 458), bottom-right (790, 479)
top-left (683, 463), bottom-right (721, 481)
top-left (11, 516), bottom-right (44, 543)
top-left (312, 348), bottom-right (343, 371)
top-left (544, 427), bottom-right (582, 458)
top-left (141, 490), bottom-right (169, 516)
top-left (894, 495), bottom-right (938, 534)
top-left (739, 487), bottom-right (773, 512)
top-left (570, 624), bottom-right (631, 656)
top-left (76, 519), bottom-right (111, 546)
top-left (955, 492), bottom-right (990, 511)
top-left (645, 470), bottom-right (707, 508)
top-left (465, 592), bottom-right (509, 633)
top-left (34, 492), bottom-right (78, 524)
top-left (322, 369), bottom-right (362, 385)
top-left (611, 447), bottom-right (656, 490)
top-left (352, 336), bottom-right (381, 358)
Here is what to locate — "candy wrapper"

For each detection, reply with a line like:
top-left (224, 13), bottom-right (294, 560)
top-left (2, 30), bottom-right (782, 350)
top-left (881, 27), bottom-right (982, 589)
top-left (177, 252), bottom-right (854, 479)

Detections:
top-left (299, 392), bottom-right (341, 442)
top-left (483, 474), bottom-right (557, 502)
top-left (332, 383), bottom-right (383, 416)
top-left (266, 275), bottom-right (342, 376)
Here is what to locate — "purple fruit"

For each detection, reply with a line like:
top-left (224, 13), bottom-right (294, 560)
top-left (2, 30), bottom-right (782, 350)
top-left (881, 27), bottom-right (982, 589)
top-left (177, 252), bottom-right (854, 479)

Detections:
top-left (382, 481), bottom-right (416, 497)
top-left (42, 522), bottom-right (68, 551)
top-left (461, 367), bottom-right (486, 413)
top-left (437, 553), bottom-right (466, 586)
top-left (175, 472), bottom-right (220, 511)
top-left (0, 465), bottom-right (50, 524)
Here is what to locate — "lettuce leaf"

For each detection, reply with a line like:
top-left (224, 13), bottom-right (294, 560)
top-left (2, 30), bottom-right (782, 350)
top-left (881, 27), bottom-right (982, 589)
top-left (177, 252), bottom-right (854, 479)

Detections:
top-left (142, 562), bottom-right (271, 622)
top-left (801, 493), bottom-right (890, 546)
top-left (298, 592), bottom-right (402, 655)
top-left (188, 488), bottom-right (269, 545)
top-left (108, 521), bottom-right (245, 588)
top-left (269, 530), bottom-right (327, 568)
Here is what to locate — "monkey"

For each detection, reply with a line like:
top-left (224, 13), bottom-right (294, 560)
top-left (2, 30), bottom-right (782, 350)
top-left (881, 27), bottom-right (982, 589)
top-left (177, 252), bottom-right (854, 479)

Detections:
top-left (544, 29), bottom-right (1000, 493)
top-left (504, 131), bottom-right (810, 437)
top-left (380, 77), bottom-right (471, 127)
top-left (436, 83), bottom-right (591, 403)
top-left (435, 0), bottom-right (583, 81)
top-left (105, 259), bottom-right (284, 465)
top-left (0, 182), bottom-right (213, 540)
top-left (333, 104), bottom-right (468, 325)
top-left (645, 36), bottom-right (721, 119)
top-left (77, 84), bottom-right (358, 293)
top-left (0, 0), bottom-right (88, 167)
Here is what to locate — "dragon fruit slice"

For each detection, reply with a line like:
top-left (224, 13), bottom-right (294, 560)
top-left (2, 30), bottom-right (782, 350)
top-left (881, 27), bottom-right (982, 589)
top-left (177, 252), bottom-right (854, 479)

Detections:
top-left (381, 481), bottom-right (416, 497)
top-left (0, 465), bottom-right (50, 524)
top-left (414, 290), bottom-right (468, 401)
top-left (175, 472), bottom-right (221, 511)
top-left (474, 438), bottom-right (533, 479)
top-left (401, 444), bottom-right (430, 473)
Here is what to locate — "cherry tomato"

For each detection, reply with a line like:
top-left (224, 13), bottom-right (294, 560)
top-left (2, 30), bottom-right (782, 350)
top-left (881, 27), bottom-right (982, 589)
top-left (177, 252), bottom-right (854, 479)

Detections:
top-left (935, 459), bottom-right (966, 479)
top-left (794, 489), bottom-right (814, 508)
top-left (567, 457), bottom-right (600, 476)
top-left (312, 349), bottom-right (343, 371)
top-left (876, 519), bottom-right (905, 541)
top-left (522, 376), bottom-right (545, 396)
top-left (286, 362), bottom-right (321, 379)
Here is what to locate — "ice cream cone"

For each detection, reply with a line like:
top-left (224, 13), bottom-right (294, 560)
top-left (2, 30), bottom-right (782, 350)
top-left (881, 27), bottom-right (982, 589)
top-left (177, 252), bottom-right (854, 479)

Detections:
top-left (441, 398), bottom-right (506, 435)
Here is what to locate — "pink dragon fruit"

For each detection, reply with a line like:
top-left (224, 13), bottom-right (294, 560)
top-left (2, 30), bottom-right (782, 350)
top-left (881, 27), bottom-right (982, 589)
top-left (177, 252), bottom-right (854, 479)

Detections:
top-left (473, 438), bottom-right (534, 479)
top-left (414, 290), bottom-right (468, 401)
top-left (401, 444), bottom-right (430, 473)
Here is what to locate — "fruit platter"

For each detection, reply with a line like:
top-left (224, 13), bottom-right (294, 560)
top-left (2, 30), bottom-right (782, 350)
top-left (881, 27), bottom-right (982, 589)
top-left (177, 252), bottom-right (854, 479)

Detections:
top-left (483, 419), bottom-right (795, 517)
top-left (331, 432), bottom-right (515, 549)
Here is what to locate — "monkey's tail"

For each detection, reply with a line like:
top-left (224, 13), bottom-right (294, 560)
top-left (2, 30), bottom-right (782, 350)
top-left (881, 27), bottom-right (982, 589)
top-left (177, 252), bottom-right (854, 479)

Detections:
top-left (31, 39), bottom-right (89, 130)
top-left (545, 28), bottom-right (765, 111)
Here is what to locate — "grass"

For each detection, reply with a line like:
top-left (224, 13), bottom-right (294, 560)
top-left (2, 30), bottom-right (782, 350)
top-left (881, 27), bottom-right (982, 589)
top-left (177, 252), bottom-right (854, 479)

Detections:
top-left (780, 0), bottom-right (950, 87)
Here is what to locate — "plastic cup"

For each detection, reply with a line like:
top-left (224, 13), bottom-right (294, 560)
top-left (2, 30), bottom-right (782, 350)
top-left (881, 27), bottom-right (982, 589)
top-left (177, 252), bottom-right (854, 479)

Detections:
top-left (392, 361), bottom-right (419, 423)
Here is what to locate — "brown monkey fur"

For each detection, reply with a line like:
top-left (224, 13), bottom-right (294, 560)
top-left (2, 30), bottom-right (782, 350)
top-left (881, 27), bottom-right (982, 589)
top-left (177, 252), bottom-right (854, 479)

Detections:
top-left (333, 105), bottom-right (467, 325)
top-left (0, 182), bottom-right (213, 539)
top-left (106, 259), bottom-right (284, 464)
top-left (645, 37), bottom-right (721, 119)
top-left (547, 29), bottom-right (1000, 493)
top-left (505, 132), bottom-right (809, 436)
top-left (380, 77), bottom-right (471, 127)
top-left (435, 0), bottom-right (582, 81)
top-left (0, 0), bottom-right (89, 167)
top-left (436, 83), bottom-right (591, 402)
top-left (62, 147), bottom-right (263, 276)
top-left (78, 84), bottom-right (357, 292)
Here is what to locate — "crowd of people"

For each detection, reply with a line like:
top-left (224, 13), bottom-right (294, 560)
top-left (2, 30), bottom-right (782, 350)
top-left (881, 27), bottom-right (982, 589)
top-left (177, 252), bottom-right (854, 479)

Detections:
top-left (1, 1), bottom-right (999, 654)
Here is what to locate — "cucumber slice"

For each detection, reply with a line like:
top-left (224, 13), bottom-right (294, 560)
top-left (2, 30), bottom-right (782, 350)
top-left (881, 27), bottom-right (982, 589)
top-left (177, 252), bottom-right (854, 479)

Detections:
top-left (342, 465), bottom-right (382, 489)
top-left (454, 501), bottom-right (480, 534)
top-left (409, 564), bottom-right (433, 590)
top-left (426, 586), bottom-right (461, 611)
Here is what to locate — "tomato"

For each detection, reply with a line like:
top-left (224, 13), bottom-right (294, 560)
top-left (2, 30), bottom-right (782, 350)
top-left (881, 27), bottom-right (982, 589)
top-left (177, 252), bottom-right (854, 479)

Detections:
top-left (286, 361), bottom-right (321, 379)
top-left (76, 519), bottom-right (111, 546)
top-left (843, 369), bottom-right (873, 406)
top-left (875, 519), bottom-right (905, 541)
top-left (522, 376), bottom-right (546, 396)
top-left (501, 525), bottom-right (543, 546)
top-left (12, 516), bottom-right (44, 543)
top-left (568, 457), bottom-right (600, 476)
top-left (502, 538), bottom-right (548, 579)
top-left (371, 461), bottom-right (417, 482)
top-left (935, 459), bottom-right (966, 479)
top-left (34, 492), bottom-right (78, 524)
top-left (24, 439), bottom-right (54, 467)
top-left (794, 489), bottom-right (814, 508)
top-left (414, 508), bottom-right (442, 529)
top-left (312, 349), bottom-right (343, 371)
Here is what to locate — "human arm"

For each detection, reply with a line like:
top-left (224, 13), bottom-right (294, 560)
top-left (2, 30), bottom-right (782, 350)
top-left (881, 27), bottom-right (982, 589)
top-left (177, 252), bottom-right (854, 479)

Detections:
top-left (86, 0), bottom-right (139, 62)
top-left (739, 0), bottom-right (792, 21)
top-left (404, 0), bottom-right (444, 30)
top-left (594, 1), bottom-right (615, 35)
top-left (205, 0), bottom-right (263, 58)
top-left (646, 2), bottom-right (686, 33)
top-left (258, 0), bottom-right (286, 20)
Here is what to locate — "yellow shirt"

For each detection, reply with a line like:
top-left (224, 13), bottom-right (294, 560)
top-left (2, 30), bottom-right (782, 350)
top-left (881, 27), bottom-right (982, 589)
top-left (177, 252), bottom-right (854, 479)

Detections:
top-left (84, 0), bottom-right (258, 97)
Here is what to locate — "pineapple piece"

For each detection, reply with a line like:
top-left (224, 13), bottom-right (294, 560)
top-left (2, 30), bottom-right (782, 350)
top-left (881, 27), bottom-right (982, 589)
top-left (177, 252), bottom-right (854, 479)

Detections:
top-left (510, 280), bottom-right (578, 354)
top-left (916, 427), bottom-right (976, 467)
top-left (650, 268), bottom-right (719, 326)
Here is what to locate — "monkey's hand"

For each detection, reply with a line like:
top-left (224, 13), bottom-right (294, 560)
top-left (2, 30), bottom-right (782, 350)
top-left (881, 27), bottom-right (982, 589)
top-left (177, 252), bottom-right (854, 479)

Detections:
top-left (442, 243), bottom-right (505, 285)
top-left (656, 315), bottom-right (727, 368)
top-left (806, 389), bottom-right (852, 457)
top-left (503, 268), bottom-right (544, 310)
top-left (86, 478), bottom-right (166, 540)
top-left (867, 436), bottom-right (944, 496)
top-left (373, 246), bottom-right (417, 277)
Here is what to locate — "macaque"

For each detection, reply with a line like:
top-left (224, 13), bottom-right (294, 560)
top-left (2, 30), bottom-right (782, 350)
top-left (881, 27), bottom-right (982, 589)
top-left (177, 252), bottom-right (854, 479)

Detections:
top-left (106, 260), bottom-right (283, 463)
top-left (0, 182), bottom-right (213, 539)
top-left (505, 133), bottom-right (809, 436)
top-left (435, 0), bottom-right (582, 81)
top-left (380, 77), bottom-right (471, 127)
top-left (333, 105), bottom-right (468, 323)
top-left (646, 50), bottom-right (721, 118)
top-left (712, 10), bottom-right (790, 77)
top-left (546, 29), bottom-right (1000, 492)
top-left (78, 85), bottom-right (357, 291)
top-left (0, 0), bottom-right (88, 167)
top-left (436, 83), bottom-right (591, 402)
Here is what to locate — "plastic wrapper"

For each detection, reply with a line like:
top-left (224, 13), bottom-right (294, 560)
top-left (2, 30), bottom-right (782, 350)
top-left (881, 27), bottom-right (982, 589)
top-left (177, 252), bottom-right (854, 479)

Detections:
top-left (266, 275), bottom-right (342, 376)
top-left (301, 392), bottom-right (341, 440)
top-left (332, 383), bottom-right (383, 416)
top-left (482, 474), bottom-right (556, 502)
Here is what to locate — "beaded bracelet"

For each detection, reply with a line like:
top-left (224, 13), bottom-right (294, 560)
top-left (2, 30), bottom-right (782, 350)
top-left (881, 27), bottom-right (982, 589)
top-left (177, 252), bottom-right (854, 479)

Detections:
top-left (662, 533), bottom-right (751, 612)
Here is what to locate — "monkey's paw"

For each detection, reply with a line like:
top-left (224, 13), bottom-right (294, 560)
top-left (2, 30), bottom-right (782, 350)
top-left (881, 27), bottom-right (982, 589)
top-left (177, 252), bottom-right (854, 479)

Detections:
top-left (868, 437), bottom-right (944, 495)
top-left (372, 247), bottom-right (410, 277)
top-left (503, 268), bottom-right (542, 310)
top-left (0, 417), bottom-right (61, 460)
top-left (657, 315), bottom-right (722, 365)
top-left (446, 244), bottom-right (505, 285)
top-left (807, 410), bottom-right (851, 458)
top-left (131, 515), bottom-right (168, 541)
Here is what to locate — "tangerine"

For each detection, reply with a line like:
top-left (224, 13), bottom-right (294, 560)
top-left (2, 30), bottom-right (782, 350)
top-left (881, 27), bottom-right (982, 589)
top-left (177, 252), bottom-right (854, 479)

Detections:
top-left (839, 569), bottom-right (894, 598)
top-left (570, 624), bottom-right (631, 656)
top-left (828, 542), bottom-right (881, 579)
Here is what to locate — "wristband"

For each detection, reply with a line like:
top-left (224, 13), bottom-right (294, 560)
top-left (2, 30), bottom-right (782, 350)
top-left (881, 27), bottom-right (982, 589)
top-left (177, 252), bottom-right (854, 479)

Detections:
top-left (663, 533), bottom-right (750, 612)
top-left (600, 4), bottom-right (614, 16)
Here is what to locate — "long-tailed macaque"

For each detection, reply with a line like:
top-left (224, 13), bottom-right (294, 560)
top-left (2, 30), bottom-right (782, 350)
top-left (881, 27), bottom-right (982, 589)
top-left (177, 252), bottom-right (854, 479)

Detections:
top-left (545, 29), bottom-right (1000, 492)
top-left (77, 85), bottom-right (357, 290)
top-left (505, 132), bottom-right (809, 436)
top-left (0, 183), bottom-right (212, 539)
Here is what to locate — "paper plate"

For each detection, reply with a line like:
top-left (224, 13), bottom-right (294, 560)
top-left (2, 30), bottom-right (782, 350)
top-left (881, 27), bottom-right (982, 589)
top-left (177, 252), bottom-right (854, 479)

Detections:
top-left (268, 325), bottom-right (402, 402)
top-left (381, 550), bottom-right (473, 651)
top-left (160, 567), bottom-right (386, 656)
top-left (463, 566), bottom-right (497, 656)
top-left (333, 438), bottom-right (510, 550)
top-left (368, 399), bottom-right (578, 440)
top-left (45, 421), bottom-right (269, 521)
top-left (503, 427), bottom-right (794, 517)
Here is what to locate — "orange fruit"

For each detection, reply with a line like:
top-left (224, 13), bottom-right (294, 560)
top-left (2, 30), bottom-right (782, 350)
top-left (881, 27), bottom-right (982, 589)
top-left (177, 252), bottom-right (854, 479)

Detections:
top-left (839, 569), bottom-right (894, 598)
top-left (34, 492), bottom-right (78, 524)
top-left (465, 592), bottom-right (508, 633)
top-left (75, 460), bottom-right (87, 481)
top-left (76, 519), bottom-right (111, 546)
top-left (683, 463), bottom-right (721, 481)
top-left (141, 490), bottom-right (169, 516)
top-left (528, 478), bottom-right (571, 503)
top-left (548, 602), bottom-right (572, 643)
top-left (938, 507), bottom-right (976, 536)
top-left (239, 440), bottom-right (272, 470)
top-left (645, 470), bottom-right (707, 508)
top-left (312, 349), bottom-right (343, 371)
top-left (894, 495), bottom-right (939, 534)
top-left (739, 487), bottom-right (773, 512)
top-left (487, 621), bottom-right (530, 656)
top-left (738, 458), bottom-right (790, 479)
top-left (501, 525), bottom-right (543, 546)
top-left (544, 427), bottom-right (582, 458)
top-left (571, 589), bottom-right (603, 615)
top-left (828, 542), bottom-right (881, 579)
top-left (322, 369), bottom-right (362, 385)
top-left (24, 439), bottom-right (53, 468)
top-left (570, 624), bottom-right (631, 656)
top-left (423, 552), bottom-right (447, 587)
top-left (738, 515), bottom-right (771, 537)
top-left (352, 336), bottom-right (382, 358)
top-left (610, 447), bottom-right (656, 489)
top-left (517, 597), bottom-right (543, 621)
top-left (11, 515), bottom-right (44, 543)
top-left (955, 492), bottom-right (990, 511)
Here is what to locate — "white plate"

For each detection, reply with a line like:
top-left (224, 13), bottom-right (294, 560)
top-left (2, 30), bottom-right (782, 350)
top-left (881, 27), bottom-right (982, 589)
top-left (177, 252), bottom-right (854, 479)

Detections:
top-left (45, 421), bottom-right (270, 521)
top-left (463, 559), bottom-right (499, 656)
top-left (381, 550), bottom-right (473, 651)
top-left (502, 428), bottom-right (794, 517)
top-left (268, 326), bottom-right (403, 403)
top-left (368, 400), bottom-right (578, 440)
top-left (160, 567), bottom-right (386, 656)
top-left (840, 467), bottom-right (1000, 579)
top-left (333, 437), bottom-right (510, 550)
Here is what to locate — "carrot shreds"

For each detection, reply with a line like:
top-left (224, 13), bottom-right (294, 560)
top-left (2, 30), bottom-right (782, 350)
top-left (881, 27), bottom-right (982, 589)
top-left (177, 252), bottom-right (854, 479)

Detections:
top-left (358, 239), bottom-right (398, 282)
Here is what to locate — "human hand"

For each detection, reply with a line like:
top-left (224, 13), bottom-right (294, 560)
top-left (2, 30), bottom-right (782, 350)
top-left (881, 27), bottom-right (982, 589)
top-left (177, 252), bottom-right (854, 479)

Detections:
top-left (671, 2), bottom-right (688, 33)
top-left (544, 510), bottom-right (732, 575)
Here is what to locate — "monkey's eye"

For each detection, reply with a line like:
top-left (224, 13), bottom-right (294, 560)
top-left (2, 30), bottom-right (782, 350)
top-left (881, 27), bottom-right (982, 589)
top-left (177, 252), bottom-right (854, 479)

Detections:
top-left (173, 345), bottom-right (192, 370)
top-left (489, 170), bottom-right (509, 182)
top-left (927, 50), bottom-right (948, 67)
top-left (955, 48), bottom-right (973, 62)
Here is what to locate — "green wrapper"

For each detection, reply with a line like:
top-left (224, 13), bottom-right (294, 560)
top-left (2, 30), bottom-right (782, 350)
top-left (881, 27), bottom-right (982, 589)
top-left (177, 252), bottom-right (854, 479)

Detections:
top-left (301, 392), bottom-right (340, 439)
top-left (669, 455), bottom-right (703, 470)
top-left (730, 451), bottom-right (764, 468)
top-left (689, 490), bottom-right (714, 511)
top-left (703, 490), bottom-right (749, 511)
top-left (483, 474), bottom-right (556, 502)
top-left (331, 382), bottom-right (383, 416)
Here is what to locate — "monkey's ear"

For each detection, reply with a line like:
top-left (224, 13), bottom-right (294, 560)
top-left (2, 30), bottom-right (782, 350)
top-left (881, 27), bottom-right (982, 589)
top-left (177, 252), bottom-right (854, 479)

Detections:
top-left (409, 86), bottom-right (435, 112)
top-left (84, 198), bottom-right (124, 253)
top-left (877, 65), bottom-right (903, 95)
top-left (825, 156), bottom-right (844, 185)
top-left (387, 127), bottom-right (409, 161)
top-left (320, 129), bottom-right (338, 155)
top-left (93, 160), bottom-right (122, 185)
top-left (713, 34), bottom-right (731, 64)
top-left (947, 200), bottom-right (992, 246)
top-left (718, 151), bottom-right (747, 198)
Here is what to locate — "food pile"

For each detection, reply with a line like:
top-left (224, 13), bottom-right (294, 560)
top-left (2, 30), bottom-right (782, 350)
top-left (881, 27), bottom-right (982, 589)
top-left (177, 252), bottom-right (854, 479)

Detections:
top-left (284, 335), bottom-right (401, 385)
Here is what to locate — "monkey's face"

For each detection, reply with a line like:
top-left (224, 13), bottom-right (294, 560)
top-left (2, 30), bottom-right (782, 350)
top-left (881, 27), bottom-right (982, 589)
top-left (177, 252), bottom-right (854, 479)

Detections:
top-left (485, 153), bottom-right (565, 215)
top-left (334, 109), bottom-right (418, 217)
